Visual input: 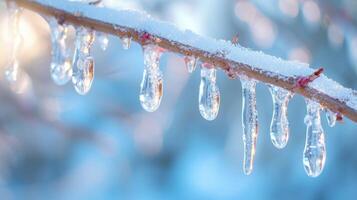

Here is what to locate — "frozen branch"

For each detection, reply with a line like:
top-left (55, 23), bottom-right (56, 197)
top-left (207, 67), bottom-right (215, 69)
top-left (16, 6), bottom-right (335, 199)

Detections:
top-left (8, 0), bottom-right (357, 122)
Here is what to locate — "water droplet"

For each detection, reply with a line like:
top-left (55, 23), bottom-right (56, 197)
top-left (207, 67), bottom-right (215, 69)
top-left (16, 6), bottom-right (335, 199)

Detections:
top-left (184, 56), bottom-right (197, 73)
top-left (72, 27), bottom-right (95, 95)
top-left (325, 109), bottom-right (337, 127)
top-left (97, 32), bottom-right (109, 51)
top-left (139, 45), bottom-right (163, 112)
top-left (303, 99), bottom-right (326, 177)
top-left (47, 17), bottom-right (72, 85)
top-left (198, 66), bottom-right (220, 120)
top-left (241, 78), bottom-right (258, 175)
top-left (269, 86), bottom-right (293, 149)
top-left (121, 36), bottom-right (131, 50)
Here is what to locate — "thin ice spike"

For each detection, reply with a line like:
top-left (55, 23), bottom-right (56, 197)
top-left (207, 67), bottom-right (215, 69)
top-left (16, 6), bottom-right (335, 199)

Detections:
top-left (241, 78), bottom-right (258, 175)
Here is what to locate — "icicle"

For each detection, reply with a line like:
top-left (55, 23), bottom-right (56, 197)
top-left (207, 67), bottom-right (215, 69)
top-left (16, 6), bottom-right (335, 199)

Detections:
top-left (269, 86), bottom-right (293, 149)
top-left (184, 56), bottom-right (197, 73)
top-left (139, 45), bottom-right (163, 112)
top-left (241, 78), bottom-right (258, 175)
top-left (4, 3), bottom-right (24, 88)
top-left (47, 17), bottom-right (72, 85)
top-left (303, 99), bottom-right (326, 177)
top-left (121, 36), bottom-right (131, 50)
top-left (97, 32), bottom-right (109, 51)
top-left (198, 65), bottom-right (220, 121)
top-left (325, 109), bottom-right (337, 127)
top-left (72, 27), bottom-right (95, 95)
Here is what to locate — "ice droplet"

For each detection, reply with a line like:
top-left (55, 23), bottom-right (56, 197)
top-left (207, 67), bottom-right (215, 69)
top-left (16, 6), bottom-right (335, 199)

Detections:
top-left (325, 109), bottom-right (337, 127)
top-left (4, 3), bottom-right (23, 87)
top-left (241, 78), bottom-right (258, 175)
top-left (121, 36), bottom-right (131, 50)
top-left (184, 56), bottom-right (197, 73)
top-left (139, 45), bottom-right (163, 112)
top-left (303, 99), bottom-right (326, 177)
top-left (198, 65), bottom-right (220, 120)
top-left (47, 17), bottom-right (72, 85)
top-left (72, 27), bottom-right (95, 95)
top-left (269, 86), bottom-right (293, 149)
top-left (97, 32), bottom-right (109, 51)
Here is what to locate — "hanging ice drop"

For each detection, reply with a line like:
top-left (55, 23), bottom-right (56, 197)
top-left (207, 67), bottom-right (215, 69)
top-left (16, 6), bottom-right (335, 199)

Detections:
top-left (47, 17), bottom-right (72, 85)
top-left (241, 78), bottom-right (258, 175)
top-left (97, 33), bottom-right (109, 51)
top-left (325, 109), bottom-right (337, 127)
top-left (139, 45), bottom-right (164, 112)
top-left (198, 65), bottom-right (220, 120)
top-left (72, 27), bottom-right (95, 95)
top-left (303, 99), bottom-right (326, 177)
top-left (184, 56), bottom-right (197, 73)
top-left (121, 36), bottom-right (131, 50)
top-left (269, 86), bottom-right (293, 149)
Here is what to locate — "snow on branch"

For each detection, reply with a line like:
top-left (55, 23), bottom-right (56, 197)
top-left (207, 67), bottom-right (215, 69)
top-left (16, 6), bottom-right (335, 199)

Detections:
top-left (9, 0), bottom-right (357, 122)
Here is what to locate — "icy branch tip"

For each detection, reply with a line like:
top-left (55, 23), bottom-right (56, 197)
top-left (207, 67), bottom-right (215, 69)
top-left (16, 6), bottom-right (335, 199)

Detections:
top-left (295, 67), bottom-right (324, 89)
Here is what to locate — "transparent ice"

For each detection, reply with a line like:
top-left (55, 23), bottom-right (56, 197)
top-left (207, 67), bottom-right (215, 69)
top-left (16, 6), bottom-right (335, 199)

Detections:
top-left (198, 66), bottom-right (220, 121)
top-left (47, 17), bottom-right (72, 85)
top-left (184, 56), bottom-right (197, 73)
top-left (241, 78), bottom-right (258, 175)
top-left (303, 99), bottom-right (326, 177)
top-left (269, 86), bottom-right (293, 149)
top-left (122, 36), bottom-right (131, 50)
top-left (325, 109), bottom-right (337, 127)
top-left (97, 32), bottom-right (109, 51)
top-left (139, 45), bottom-right (163, 112)
top-left (72, 27), bottom-right (95, 95)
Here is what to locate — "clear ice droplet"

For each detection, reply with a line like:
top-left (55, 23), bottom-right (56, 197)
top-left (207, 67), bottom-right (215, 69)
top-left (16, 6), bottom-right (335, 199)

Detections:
top-left (72, 27), bottom-right (95, 95)
top-left (184, 56), bottom-right (197, 73)
top-left (97, 32), bottom-right (109, 51)
top-left (241, 78), bottom-right (258, 175)
top-left (139, 45), bottom-right (163, 112)
top-left (198, 66), bottom-right (220, 120)
top-left (303, 99), bottom-right (326, 177)
top-left (122, 36), bottom-right (131, 50)
top-left (269, 86), bottom-right (293, 149)
top-left (47, 17), bottom-right (72, 85)
top-left (325, 109), bottom-right (337, 127)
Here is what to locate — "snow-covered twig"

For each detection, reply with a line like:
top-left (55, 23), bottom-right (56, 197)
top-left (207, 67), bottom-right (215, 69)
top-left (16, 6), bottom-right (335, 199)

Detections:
top-left (8, 0), bottom-right (357, 122)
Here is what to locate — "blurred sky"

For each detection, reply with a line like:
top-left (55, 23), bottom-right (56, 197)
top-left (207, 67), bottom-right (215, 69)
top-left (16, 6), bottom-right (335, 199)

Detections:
top-left (0, 0), bottom-right (357, 200)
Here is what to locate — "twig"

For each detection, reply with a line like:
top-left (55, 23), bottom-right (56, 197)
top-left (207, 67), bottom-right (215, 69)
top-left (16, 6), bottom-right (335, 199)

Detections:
top-left (6, 0), bottom-right (357, 122)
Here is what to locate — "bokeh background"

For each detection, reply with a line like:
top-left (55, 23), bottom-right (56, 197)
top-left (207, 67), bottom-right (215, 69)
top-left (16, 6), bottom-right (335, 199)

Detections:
top-left (0, 0), bottom-right (357, 199)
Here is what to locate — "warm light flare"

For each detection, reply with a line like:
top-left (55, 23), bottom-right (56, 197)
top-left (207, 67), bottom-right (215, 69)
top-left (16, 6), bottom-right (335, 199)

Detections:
top-left (0, 9), bottom-right (48, 69)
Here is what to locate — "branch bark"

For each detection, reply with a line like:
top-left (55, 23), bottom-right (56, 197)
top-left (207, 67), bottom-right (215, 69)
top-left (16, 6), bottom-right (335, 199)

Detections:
top-left (8, 0), bottom-right (357, 123)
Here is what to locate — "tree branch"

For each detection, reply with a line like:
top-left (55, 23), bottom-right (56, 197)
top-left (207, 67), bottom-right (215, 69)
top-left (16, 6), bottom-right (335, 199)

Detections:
top-left (8, 0), bottom-right (357, 122)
